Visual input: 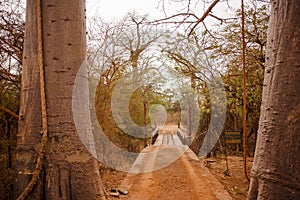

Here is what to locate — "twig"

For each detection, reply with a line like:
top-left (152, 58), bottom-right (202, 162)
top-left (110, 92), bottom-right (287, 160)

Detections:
top-left (0, 104), bottom-right (18, 119)
top-left (150, 12), bottom-right (199, 25)
top-left (188, 0), bottom-right (220, 36)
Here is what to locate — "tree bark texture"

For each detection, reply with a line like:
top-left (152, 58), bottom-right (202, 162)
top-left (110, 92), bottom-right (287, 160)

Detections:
top-left (248, 0), bottom-right (300, 199)
top-left (14, 0), bottom-right (105, 199)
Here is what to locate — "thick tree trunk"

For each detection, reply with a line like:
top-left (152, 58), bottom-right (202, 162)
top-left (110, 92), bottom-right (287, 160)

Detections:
top-left (248, 0), bottom-right (300, 199)
top-left (14, 0), bottom-right (106, 199)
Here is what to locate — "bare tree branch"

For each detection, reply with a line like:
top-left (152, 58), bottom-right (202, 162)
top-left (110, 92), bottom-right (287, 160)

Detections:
top-left (0, 68), bottom-right (21, 79)
top-left (150, 12), bottom-right (199, 25)
top-left (0, 104), bottom-right (19, 119)
top-left (209, 14), bottom-right (238, 24)
top-left (188, 0), bottom-right (220, 36)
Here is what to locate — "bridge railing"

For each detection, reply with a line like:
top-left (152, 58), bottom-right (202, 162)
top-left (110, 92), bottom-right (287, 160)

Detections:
top-left (177, 127), bottom-right (187, 145)
top-left (149, 126), bottom-right (159, 145)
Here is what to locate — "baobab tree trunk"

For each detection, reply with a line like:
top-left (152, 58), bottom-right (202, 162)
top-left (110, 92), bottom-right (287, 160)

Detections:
top-left (248, 0), bottom-right (300, 199)
top-left (14, 0), bottom-right (106, 199)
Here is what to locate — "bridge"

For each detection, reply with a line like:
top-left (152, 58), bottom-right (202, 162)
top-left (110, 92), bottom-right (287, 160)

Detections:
top-left (113, 125), bottom-right (232, 200)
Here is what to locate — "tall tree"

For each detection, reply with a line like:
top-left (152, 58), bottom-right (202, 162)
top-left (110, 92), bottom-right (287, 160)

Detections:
top-left (14, 0), bottom-right (105, 199)
top-left (248, 0), bottom-right (300, 199)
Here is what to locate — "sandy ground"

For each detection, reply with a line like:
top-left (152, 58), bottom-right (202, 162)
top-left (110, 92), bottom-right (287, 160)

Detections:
top-left (205, 156), bottom-right (253, 200)
top-left (101, 155), bottom-right (252, 200)
top-left (103, 125), bottom-right (233, 200)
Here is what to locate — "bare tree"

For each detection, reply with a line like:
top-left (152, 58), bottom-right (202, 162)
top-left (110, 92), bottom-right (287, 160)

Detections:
top-left (0, 1), bottom-right (24, 198)
top-left (0, 0), bottom-right (24, 115)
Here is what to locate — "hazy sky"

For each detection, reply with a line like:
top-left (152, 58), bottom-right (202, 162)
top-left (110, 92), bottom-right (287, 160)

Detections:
top-left (86, 0), bottom-right (162, 20)
top-left (86, 0), bottom-right (241, 22)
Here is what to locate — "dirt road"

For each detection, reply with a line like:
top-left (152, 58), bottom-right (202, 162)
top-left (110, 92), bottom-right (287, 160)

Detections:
top-left (113, 125), bottom-right (232, 200)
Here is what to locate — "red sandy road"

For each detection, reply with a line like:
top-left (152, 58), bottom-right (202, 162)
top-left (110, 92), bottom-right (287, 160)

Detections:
top-left (113, 126), bottom-right (232, 200)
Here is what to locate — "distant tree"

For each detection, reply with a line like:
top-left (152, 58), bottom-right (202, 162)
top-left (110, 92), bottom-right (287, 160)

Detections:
top-left (153, 0), bottom-right (270, 159)
top-left (212, 3), bottom-right (269, 143)
top-left (0, 0), bottom-right (24, 198)
top-left (0, 0), bottom-right (24, 132)
top-left (88, 14), bottom-right (166, 153)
